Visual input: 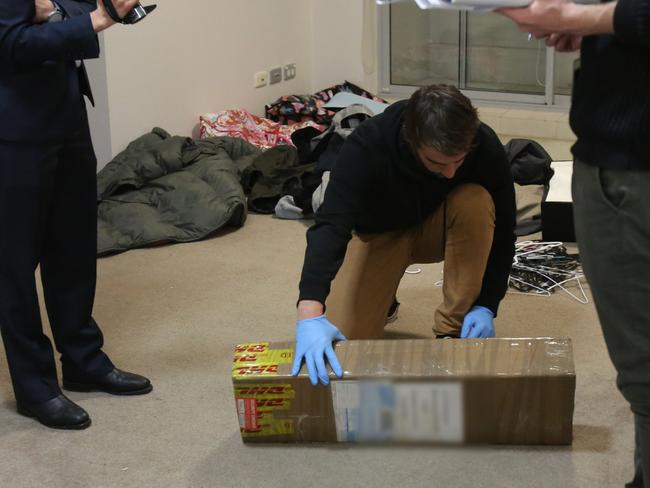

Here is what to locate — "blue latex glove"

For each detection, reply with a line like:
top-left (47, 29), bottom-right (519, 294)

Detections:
top-left (291, 315), bottom-right (346, 386)
top-left (460, 306), bottom-right (495, 339)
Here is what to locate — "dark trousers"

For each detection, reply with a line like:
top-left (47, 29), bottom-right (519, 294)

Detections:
top-left (0, 118), bottom-right (113, 404)
top-left (573, 159), bottom-right (650, 488)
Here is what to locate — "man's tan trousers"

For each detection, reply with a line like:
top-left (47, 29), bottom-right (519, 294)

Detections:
top-left (325, 183), bottom-right (495, 339)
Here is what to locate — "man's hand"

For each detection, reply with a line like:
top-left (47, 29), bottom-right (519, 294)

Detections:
top-left (291, 315), bottom-right (346, 386)
top-left (497, 0), bottom-right (615, 39)
top-left (33, 0), bottom-right (56, 23)
top-left (498, 0), bottom-right (573, 38)
top-left (546, 33), bottom-right (582, 52)
top-left (460, 306), bottom-right (495, 339)
top-left (90, 0), bottom-right (140, 33)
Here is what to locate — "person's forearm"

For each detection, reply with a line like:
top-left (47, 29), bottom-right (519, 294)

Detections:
top-left (563, 2), bottom-right (616, 36)
top-left (90, 9), bottom-right (113, 32)
top-left (297, 300), bottom-right (325, 321)
top-left (33, 0), bottom-right (56, 23)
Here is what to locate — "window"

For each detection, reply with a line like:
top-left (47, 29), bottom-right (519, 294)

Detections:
top-left (379, 3), bottom-right (579, 106)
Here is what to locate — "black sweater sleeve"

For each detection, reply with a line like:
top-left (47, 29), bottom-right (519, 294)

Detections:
top-left (298, 135), bottom-right (373, 305)
top-left (473, 131), bottom-right (516, 315)
top-left (614, 0), bottom-right (650, 46)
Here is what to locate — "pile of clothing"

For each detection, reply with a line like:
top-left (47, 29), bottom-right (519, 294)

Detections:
top-left (97, 83), bottom-right (385, 255)
top-left (198, 82), bottom-right (389, 220)
top-left (265, 80), bottom-right (387, 126)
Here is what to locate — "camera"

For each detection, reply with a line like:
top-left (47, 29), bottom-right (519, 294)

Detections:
top-left (122, 4), bottom-right (157, 24)
top-left (102, 1), bottom-right (157, 25)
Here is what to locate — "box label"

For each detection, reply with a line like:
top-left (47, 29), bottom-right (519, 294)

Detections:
top-left (237, 398), bottom-right (258, 432)
top-left (235, 383), bottom-right (295, 437)
top-left (331, 381), bottom-right (464, 443)
top-left (232, 343), bottom-right (293, 377)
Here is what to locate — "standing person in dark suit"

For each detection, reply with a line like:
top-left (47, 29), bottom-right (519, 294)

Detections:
top-left (498, 1), bottom-right (650, 486)
top-left (0, 0), bottom-right (152, 430)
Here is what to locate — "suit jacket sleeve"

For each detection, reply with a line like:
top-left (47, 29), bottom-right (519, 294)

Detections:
top-left (57, 0), bottom-right (97, 16)
top-left (0, 0), bottom-right (99, 69)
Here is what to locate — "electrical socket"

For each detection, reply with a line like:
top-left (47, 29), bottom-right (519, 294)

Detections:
top-left (254, 71), bottom-right (268, 88)
top-left (284, 63), bottom-right (296, 81)
top-left (270, 67), bottom-right (282, 85)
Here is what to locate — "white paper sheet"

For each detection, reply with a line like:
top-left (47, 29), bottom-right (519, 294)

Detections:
top-left (322, 92), bottom-right (390, 114)
top-left (377, 0), bottom-right (530, 11)
top-left (547, 161), bottom-right (573, 203)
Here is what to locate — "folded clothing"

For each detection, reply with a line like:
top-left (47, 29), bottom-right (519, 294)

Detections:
top-left (199, 109), bottom-right (324, 149)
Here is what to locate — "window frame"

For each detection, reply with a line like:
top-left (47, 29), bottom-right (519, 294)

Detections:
top-left (378, 7), bottom-right (573, 110)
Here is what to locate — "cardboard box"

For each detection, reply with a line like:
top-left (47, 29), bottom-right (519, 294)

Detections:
top-left (232, 338), bottom-right (575, 445)
top-left (542, 161), bottom-right (576, 242)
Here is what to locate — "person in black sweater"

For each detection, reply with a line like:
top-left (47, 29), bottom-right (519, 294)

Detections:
top-left (500, 2), bottom-right (650, 487)
top-left (291, 85), bottom-right (516, 386)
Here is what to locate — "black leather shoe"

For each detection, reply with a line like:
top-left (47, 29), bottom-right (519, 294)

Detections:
top-left (63, 368), bottom-right (152, 396)
top-left (17, 394), bottom-right (91, 430)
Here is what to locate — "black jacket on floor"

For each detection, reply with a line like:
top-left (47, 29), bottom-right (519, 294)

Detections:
top-left (298, 100), bottom-right (516, 314)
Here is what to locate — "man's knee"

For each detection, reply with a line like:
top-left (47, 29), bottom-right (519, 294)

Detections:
top-left (446, 183), bottom-right (495, 226)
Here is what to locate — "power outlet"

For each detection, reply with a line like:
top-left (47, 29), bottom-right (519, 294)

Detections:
top-left (284, 63), bottom-right (296, 81)
top-left (254, 71), bottom-right (268, 88)
top-left (270, 67), bottom-right (282, 85)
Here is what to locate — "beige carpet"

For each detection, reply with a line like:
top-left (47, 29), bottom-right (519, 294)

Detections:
top-left (0, 214), bottom-right (634, 488)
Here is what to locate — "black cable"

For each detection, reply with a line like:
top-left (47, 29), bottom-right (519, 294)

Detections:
top-left (509, 242), bottom-right (581, 294)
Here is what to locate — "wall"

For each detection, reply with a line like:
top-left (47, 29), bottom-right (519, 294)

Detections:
top-left (310, 0), bottom-right (378, 94)
top-left (96, 0), bottom-right (313, 165)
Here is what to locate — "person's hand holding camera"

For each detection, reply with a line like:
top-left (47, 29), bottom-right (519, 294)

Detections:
top-left (91, 0), bottom-right (140, 32)
top-left (33, 0), bottom-right (56, 23)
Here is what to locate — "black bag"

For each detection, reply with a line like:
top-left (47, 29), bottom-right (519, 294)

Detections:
top-left (504, 139), bottom-right (555, 236)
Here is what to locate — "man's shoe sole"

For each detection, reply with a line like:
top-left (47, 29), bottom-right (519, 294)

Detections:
top-left (385, 302), bottom-right (400, 324)
top-left (62, 381), bottom-right (153, 396)
top-left (16, 405), bottom-right (91, 430)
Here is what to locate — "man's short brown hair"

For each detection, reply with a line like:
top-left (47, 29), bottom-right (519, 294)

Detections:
top-left (403, 84), bottom-right (480, 155)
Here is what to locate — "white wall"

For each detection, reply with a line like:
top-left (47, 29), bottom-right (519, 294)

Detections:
top-left (310, 0), bottom-right (378, 94)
